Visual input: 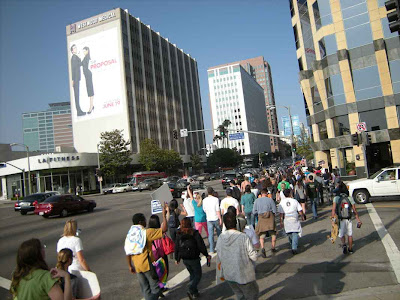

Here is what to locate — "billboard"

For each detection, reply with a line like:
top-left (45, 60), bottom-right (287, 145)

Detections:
top-left (68, 27), bottom-right (124, 121)
top-left (282, 115), bottom-right (301, 137)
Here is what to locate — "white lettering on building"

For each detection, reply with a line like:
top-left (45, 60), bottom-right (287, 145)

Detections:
top-left (76, 12), bottom-right (116, 30)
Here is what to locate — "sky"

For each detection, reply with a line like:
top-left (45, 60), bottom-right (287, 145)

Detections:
top-left (0, 0), bottom-right (305, 147)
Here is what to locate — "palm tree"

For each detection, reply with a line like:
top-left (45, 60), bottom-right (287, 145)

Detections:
top-left (213, 135), bottom-right (222, 148)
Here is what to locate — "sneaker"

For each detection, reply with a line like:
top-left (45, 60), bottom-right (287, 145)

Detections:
top-left (343, 244), bottom-right (348, 254)
top-left (271, 248), bottom-right (278, 253)
top-left (261, 248), bottom-right (267, 258)
top-left (187, 291), bottom-right (194, 300)
top-left (348, 248), bottom-right (354, 254)
top-left (292, 249), bottom-right (298, 255)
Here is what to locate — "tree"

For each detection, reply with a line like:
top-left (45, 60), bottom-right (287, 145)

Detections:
top-left (207, 148), bottom-right (243, 170)
top-left (213, 135), bottom-right (222, 148)
top-left (99, 129), bottom-right (132, 182)
top-left (295, 127), bottom-right (314, 161)
top-left (139, 139), bottom-right (183, 175)
top-left (214, 119), bottom-right (231, 148)
top-left (190, 154), bottom-right (203, 173)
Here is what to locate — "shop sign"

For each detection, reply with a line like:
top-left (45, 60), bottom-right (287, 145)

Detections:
top-left (38, 156), bottom-right (80, 163)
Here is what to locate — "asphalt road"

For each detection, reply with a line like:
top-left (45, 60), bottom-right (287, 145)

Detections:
top-left (0, 180), bottom-right (399, 299)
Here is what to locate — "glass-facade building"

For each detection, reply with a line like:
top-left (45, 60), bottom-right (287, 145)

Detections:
top-left (22, 102), bottom-right (73, 152)
top-left (290, 0), bottom-right (400, 178)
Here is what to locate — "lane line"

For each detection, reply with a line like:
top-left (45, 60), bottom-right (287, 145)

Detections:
top-left (0, 276), bottom-right (11, 290)
top-left (366, 203), bottom-right (400, 283)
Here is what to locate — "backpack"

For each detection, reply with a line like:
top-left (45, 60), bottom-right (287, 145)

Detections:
top-left (124, 225), bottom-right (147, 255)
top-left (178, 233), bottom-right (198, 259)
top-left (232, 186), bottom-right (241, 201)
top-left (161, 234), bottom-right (175, 255)
top-left (307, 182), bottom-right (317, 198)
top-left (168, 211), bottom-right (180, 228)
top-left (336, 194), bottom-right (352, 220)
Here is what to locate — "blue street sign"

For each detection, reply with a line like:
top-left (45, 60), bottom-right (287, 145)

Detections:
top-left (229, 132), bottom-right (245, 140)
top-left (0, 163), bottom-right (6, 168)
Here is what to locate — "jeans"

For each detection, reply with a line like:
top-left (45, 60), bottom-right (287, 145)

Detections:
top-left (287, 232), bottom-right (299, 250)
top-left (207, 220), bottom-right (221, 253)
top-left (183, 258), bottom-right (202, 295)
top-left (227, 280), bottom-right (259, 300)
top-left (245, 212), bottom-right (255, 228)
top-left (310, 198), bottom-right (318, 218)
top-left (136, 269), bottom-right (161, 300)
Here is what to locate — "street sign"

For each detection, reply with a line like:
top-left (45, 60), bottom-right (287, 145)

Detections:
top-left (357, 122), bottom-right (367, 132)
top-left (229, 132), bottom-right (244, 140)
top-left (97, 176), bottom-right (103, 182)
top-left (0, 163), bottom-right (6, 168)
top-left (180, 128), bottom-right (188, 137)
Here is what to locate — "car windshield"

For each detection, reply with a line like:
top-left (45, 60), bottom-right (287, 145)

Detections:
top-left (143, 179), bottom-right (153, 183)
top-left (22, 194), bottom-right (45, 201)
top-left (369, 170), bottom-right (383, 179)
top-left (43, 195), bottom-right (60, 203)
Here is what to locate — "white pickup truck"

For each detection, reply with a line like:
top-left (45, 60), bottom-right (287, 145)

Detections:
top-left (348, 166), bottom-right (400, 204)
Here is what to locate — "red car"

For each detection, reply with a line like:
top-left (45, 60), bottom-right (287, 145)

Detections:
top-left (34, 194), bottom-right (96, 218)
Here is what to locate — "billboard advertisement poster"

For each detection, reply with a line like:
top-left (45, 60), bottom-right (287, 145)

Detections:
top-left (282, 115), bottom-right (301, 137)
top-left (68, 27), bottom-right (123, 122)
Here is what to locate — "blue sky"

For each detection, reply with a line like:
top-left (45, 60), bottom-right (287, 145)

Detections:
top-left (0, 0), bottom-right (305, 147)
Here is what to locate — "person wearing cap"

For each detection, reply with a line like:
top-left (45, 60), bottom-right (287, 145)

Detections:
top-left (202, 187), bottom-right (222, 254)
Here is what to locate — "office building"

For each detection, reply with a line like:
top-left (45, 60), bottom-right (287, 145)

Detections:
top-left (289, 0), bottom-right (400, 178)
top-left (208, 63), bottom-right (270, 155)
top-left (22, 102), bottom-right (73, 152)
top-left (66, 8), bottom-right (205, 161)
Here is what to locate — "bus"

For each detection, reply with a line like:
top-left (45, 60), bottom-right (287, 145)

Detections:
top-left (128, 171), bottom-right (166, 190)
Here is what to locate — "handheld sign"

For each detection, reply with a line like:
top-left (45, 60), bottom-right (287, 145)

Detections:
top-left (151, 200), bottom-right (163, 214)
top-left (151, 183), bottom-right (173, 203)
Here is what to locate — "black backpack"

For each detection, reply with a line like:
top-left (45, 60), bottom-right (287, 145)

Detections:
top-left (168, 211), bottom-right (180, 228)
top-left (336, 194), bottom-right (352, 220)
top-left (178, 233), bottom-right (198, 259)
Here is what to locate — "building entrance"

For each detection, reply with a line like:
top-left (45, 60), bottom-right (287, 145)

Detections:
top-left (366, 142), bottom-right (393, 176)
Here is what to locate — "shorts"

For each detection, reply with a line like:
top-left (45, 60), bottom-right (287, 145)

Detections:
top-left (338, 219), bottom-right (352, 238)
top-left (259, 230), bottom-right (276, 239)
top-left (298, 198), bottom-right (306, 204)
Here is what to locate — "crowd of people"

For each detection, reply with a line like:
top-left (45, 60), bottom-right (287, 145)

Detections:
top-left (10, 165), bottom-right (362, 300)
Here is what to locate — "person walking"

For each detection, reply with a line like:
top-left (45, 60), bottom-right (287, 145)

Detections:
top-left (175, 217), bottom-right (211, 299)
top-left (294, 178), bottom-right (307, 220)
top-left (241, 185), bottom-right (256, 228)
top-left (229, 180), bottom-right (242, 202)
top-left (278, 189), bottom-right (305, 255)
top-left (191, 192), bottom-right (209, 237)
top-left (202, 187), bottom-right (222, 253)
top-left (220, 188), bottom-right (240, 216)
top-left (167, 199), bottom-right (181, 245)
top-left (125, 204), bottom-right (168, 300)
top-left (305, 175), bottom-right (319, 219)
top-left (182, 185), bottom-right (195, 227)
top-left (252, 188), bottom-right (278, 257)
top-left (216, 212), bottom-right (259, 300)
top-left (148, 215), bottom-right (170, 277)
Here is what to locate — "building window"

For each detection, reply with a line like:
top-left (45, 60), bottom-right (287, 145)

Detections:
top-left (318, 34), bottom-right (337, 58)
top-left (293, 24), bottom-right (300, 50)
top-left (352, 65), bottom-right (382, 101)
top-left (381, 18), bottom-right (398, 39)
top-left (333, 115), bottom-right (351, 136)
top-left (359, 109), bottom-right (387, 131)
top-left (317, 121), bottom-right (328, 140)
top-left (313, 0), bottom-right (333, 31)
top-left (326, 74), bottom-right (346, 106)
top-left (338, 148), bottom-right (356, 176)
top-left (389, 60), bottom-right (400, 94)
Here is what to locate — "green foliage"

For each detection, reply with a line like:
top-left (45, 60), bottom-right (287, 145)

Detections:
top-left (207, 148), bottom-right (243, 169)
top-left (215, 119), bottom-right (231, 148)
top-left (295, 126), bottom-right (314, 161)
top-left (190, 154), bottom-right (203, 172)
top-left (139, 139), bottom-right (183, 175)
top-left (99, 129), bottom-right (132, 181)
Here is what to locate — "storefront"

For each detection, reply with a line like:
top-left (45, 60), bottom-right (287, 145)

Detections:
top-left (0, 153), bottom-right (98, 199)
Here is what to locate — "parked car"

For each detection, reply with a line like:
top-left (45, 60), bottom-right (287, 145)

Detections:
top-left (34, 194), bottom-right (96, 218)
top-left (348, 166), bottom-right (400, 204)
top-left (197, 173), bottom-right (210, 182)
top-left (138, 179), bottom-right (160, 191)
top-left (181, 181), bottom-right (207, 200)
top-left (168, 179), bottom-right (189, 198)
top-left (14, 192), bottom-right (59, 215)
top-left (112, 183), bottom-right (133, 193)
top-left (103, 184), bottom-right (119, 194)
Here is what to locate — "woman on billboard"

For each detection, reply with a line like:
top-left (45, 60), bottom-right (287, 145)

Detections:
top-left (82, 47), bottom-right (95, 114)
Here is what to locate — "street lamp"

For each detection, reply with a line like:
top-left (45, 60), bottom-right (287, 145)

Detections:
top-left (10, 143), bottom-right (32, 195)
top-left (97, 143), bottom-right (103, 194)
top-left (266, 105), bottom-right (296, 164)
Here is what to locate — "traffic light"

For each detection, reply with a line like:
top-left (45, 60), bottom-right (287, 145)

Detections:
top-left (351, 133), bottom-right (359, 146)
top-left (95, 168), bottom-right (102, 177)
top-left (365, 133), bottom-right (372, 146)
top-left (220, 129), bottom-right (225, 137)
top-left (30, 173), bottom-right (35, 182)
top-left (172, 129), bottom-right (178, 140)
top-left (385, 0), bottom-right (400, 33)
top-left (292, 143), bottom-right (297, 153)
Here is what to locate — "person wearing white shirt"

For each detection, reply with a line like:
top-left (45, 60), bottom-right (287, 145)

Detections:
top-left (278, 189), bottom-right (305, 255)
top-left (202, 187), bottom-right (222, 253)
top-left (220, 189), bottom-right (240, 215)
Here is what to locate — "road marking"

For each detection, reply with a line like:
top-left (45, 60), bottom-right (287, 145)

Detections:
top-left (366, 203), bottom-right (400, 283)
top-left (0, 276), bottom-right (11, 290)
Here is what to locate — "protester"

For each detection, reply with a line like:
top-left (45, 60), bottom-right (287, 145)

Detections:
top-left (202, 187), bottom-right (222, 253)
top-left (125, 204), bottom-right (168, 300)
top-left (148, 214), bottom-right (170, 276)
top-left (175, 217), bottom-right (211, 299)
top-left (10, 238), bottom-right (72, 300)
top-left (191, 192), bottom-right (209, 237)
top-left (168, 199), bottom-right (181, 245)
top-left (220, 188), bottom-right (240, 216)
top-left (182, 185), bottom-right (195, 227)
top-left (278, 189), bottom-right (305, 255)
top-left (227, 206), bottom-right (260, 249)
top-left (229, 180), bottom-right (242, 202)
top-left (305, 175), bottom-right (319, 219)
top-left (277, 175), bottom-right (291, 191)
top-left (253, 188), bottom-right (278, 257)
top-left (294, 178), bottom-right (307, 220)
top-left (331, 182), bottom-right (362, 254)
top-left (241, 177), bottom-right (251, 193)
top-left (241, 185), bottom-right (256, 228)
top-left (56, 248), bottom-right (79, 298)
top-left (314, 170), bottom-right (324, 205)
top-left (57, 219), bottom-right (91, 272)
top-left (216, 212), bottom-right (259, 300)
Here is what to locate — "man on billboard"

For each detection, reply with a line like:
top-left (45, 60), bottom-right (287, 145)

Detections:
top-left (70, 44), bottom-right (86, 116)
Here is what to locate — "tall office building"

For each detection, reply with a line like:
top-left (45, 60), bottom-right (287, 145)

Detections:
top-left (289, 0), bottom-right (400, 178)
top-left (66, 8), bottom-right (205, 162)
top-left (22, 102), bottom-right (73, 152)
top-left (208, 63), bottom-right (270, 155)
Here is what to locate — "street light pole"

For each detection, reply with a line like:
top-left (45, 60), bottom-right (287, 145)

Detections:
top-left (97, 144), bottom-right (103, 194)
top-left (10, 143), bottom-right (32, 195)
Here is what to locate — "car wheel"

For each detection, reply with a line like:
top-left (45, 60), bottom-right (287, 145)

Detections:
top-left (87, 205), bottom-right (94, 212)
top-left (60, 209), bottom-right (68, 218)
top-left (149, 186), bottom-right (153, 191)
top-left (139, 189), bottom-right (143, 192)
top-left (353, 189), bottom-right (370, 204)
top-left (20, 211), bottom-right (27, 215)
